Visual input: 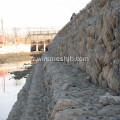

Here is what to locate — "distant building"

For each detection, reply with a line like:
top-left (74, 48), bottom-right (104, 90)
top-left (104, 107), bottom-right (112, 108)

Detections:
top-left (16, 37), bottom-right (26, 44)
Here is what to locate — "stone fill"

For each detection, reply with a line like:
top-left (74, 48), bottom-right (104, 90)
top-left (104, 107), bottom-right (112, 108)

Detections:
top-left (48, 0), bottom-right (120, 90)
top-left (7, 52), bottom-right (120, 120)
top-left (7, 0), bottom-right (120, 119)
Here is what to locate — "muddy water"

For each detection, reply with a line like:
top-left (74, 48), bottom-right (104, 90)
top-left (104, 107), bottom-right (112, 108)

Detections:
top-left (0, 61), bottom-right (31, 120)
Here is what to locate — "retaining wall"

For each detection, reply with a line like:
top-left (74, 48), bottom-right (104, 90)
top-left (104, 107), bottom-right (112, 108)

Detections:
top-left (48, 0), bottom-right (120, 90)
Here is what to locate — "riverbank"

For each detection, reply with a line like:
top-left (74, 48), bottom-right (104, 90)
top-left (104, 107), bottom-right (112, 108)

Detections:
top-left (0, 51), bottom-right (42, 64)
top-left (0, 51), bottom-right (43, 79)
top-left (7, 52), bottom-right (120, 120)
top-left (10, 66), bottom-right (33, 80)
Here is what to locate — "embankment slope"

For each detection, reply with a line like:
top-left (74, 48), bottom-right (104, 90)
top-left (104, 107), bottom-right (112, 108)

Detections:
top-left (7, 0), bottom-right (120, 119)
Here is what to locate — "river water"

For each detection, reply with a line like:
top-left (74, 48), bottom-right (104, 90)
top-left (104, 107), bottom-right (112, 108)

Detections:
top-left (0, 61), bottom-right (31, 120)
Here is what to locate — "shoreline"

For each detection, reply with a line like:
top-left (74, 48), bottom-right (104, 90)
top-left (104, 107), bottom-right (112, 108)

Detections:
top-left (0, 51), bottom-right (43, 79)
top-left (0, 51), bottom-right (42, 64)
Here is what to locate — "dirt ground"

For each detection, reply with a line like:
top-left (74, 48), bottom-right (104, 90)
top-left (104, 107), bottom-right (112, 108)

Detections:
top-left (10, 66), bottom-right (34, 80)
top-left (0, 51), bottom-right (42, 64)
top-left (0, 51), bottom-right (43, 79)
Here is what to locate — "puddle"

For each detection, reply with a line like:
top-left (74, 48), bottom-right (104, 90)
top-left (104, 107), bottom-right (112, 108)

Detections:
top-left (0, 61), bottom-right (31, 120)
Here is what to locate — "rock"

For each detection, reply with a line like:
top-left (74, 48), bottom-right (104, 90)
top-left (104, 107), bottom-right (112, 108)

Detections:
top-left (102, 66), bottom-right (110, 81)
top-left (112, 46), bottom-right (120, 60)
top-left (113, 59), bottom-right (120, 70)
top-left (95, 44), bottom-right (106, 65)
top-left (106, 41), bottom-right (116, 53)
top-left (98, 0), bottom-right (108, 7)
top-left (99, 92), bottom-right (120, 106)
top-left (99, 97), bottom-right (109, 105)
top-left (85, 76), bottom-right (91, 83)
top-left (115, 28), bottom-right (120, 44)
top-left (98, 72), bottom-right (103, 86)
top-left (104, 52), bottom-right (111, 65)
top-left (107, 68), bottom-right (120, 90)
top-left (52, 98), bottom-right (84, 118)
top-left (62, 83), bottom-right (73, 90)
top-left (98, 105), bottom-right (120, 116)
top-left (102, 80), bottom-right (107, 88)
top-left (87, 24), bottom-right (95, 38)
top-left (110, 91), bottom-right (117, 96)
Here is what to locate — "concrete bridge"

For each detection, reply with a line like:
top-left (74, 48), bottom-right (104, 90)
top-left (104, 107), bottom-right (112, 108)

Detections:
top-left (0, 28), bottom-right (59, 54)
top-left (25, 30), bottom-right (58, 52)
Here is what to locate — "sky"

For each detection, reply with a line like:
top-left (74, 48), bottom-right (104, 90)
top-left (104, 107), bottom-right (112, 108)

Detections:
top-left (0, 0), bottom-right (91, 29)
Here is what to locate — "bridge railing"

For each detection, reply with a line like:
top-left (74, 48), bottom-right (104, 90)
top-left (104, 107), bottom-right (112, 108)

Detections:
top-left (30, 30), bottom-right (59, 35)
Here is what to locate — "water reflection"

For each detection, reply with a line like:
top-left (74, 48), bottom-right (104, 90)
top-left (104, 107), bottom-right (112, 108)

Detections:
top-left (0, 61), bottom-right (31, 120)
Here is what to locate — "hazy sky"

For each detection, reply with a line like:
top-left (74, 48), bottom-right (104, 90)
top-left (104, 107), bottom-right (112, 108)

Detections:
top-left (0, 0), bottom-right (91, 29)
